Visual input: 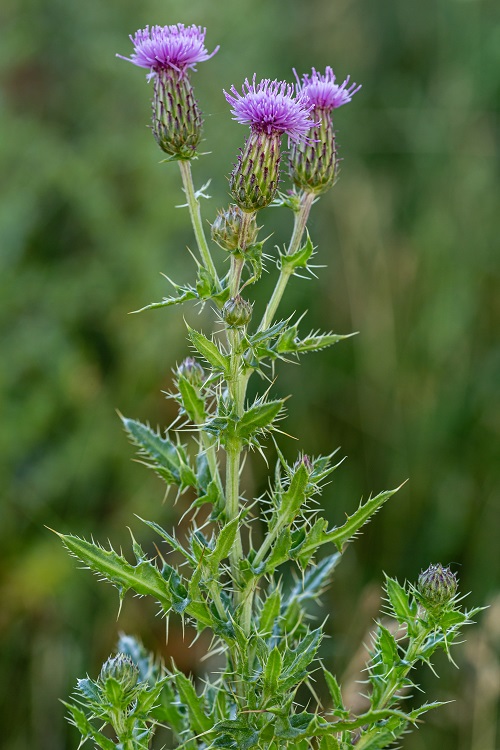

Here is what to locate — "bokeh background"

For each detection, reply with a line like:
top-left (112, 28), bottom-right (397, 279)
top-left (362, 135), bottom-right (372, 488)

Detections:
top-left (1, 0), bottom-right (499, 748)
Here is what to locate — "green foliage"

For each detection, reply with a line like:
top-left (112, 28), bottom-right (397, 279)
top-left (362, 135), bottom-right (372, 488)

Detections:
top-left (1, 3), bottom-right (489, 749)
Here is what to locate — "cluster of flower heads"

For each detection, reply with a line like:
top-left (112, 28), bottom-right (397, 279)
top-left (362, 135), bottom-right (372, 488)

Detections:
top-left (118, 23), bottom-right (360, 201)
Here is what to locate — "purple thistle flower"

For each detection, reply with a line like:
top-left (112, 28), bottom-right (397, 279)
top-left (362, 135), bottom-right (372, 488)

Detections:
top-left (117, 24), bottom-right (219, 75)
top-left (295, 66), bottom-right (361, 110)
top-left (118, 24), bottom-right (219, 159)
top-left (224, 75), bottom-right (315, 144)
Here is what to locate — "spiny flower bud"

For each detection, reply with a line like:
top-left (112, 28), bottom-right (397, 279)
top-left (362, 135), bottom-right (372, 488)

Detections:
top-left (177, 357), bottom-right (204, 387)
top-left (99, 654), bottom-right (139, 693)
top-left (290, 107), bottom-right (338, 194)
top-left (417, 564), bottom-right (458, 608)
top-left (294, 453), bottom-right (313, 473)
top-left (211, 204), bottom-right (259, 251)
top-left (290, 67), bottom-right (360, 195)
top-left (230, 130), bottom-right (281, 211)
top-left (223, 295), bottom-right (253, 328)
top-left (153, 69), bottom-right (203, 159)
top-left (224, 76), bottom-right (315, 211)
top-left (117, 24), bottom-right (219, 160)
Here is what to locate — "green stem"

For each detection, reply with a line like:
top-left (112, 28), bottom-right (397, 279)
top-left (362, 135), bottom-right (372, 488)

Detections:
top-left (201, 431), bottom-right (224, 494)
top-left (372, 627), bottom-right (429, 710)
top-left (178, 159), bottom-right (219, 287)
top-left (259, 190), bottom-right (315, 332)
top-left (235, 195), bottom-right (316, 635)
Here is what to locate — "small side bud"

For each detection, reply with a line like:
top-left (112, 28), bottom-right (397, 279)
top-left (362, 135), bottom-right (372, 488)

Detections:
top-left (293, 453), bottom-right (313, 473)
top-left (177, 357), bottom-right (204, 387)
top-left (99, 654), bottom-right (139, 693)
top-left (153, 69), bottom-right (203, 159)
top-left (230, 131), bottom-right (281, 212)
top-left (223, 295), bottom-right (253, 328)
top-left (417, 564), bottom-right (458, 608)
top-left (211, 204), bottom-right (259, 251)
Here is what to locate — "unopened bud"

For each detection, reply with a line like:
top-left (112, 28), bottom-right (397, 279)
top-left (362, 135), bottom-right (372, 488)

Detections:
top-left (289, 107), bottom-right (338, 195)
top-left (211, 204), bottom-right (259, 252)
top-left (153, 68), bottom-right (203, 159)
top-left (294, 454), bottom-right (313, 473)
top-left (230, 131), bottom-right (281, 212)
top-left (222, 296), bottom-right (253, 328)
top-left (418, 564), bottom-right (458, 608)
top-left (177, 357), bottom-right (204, 386)
top-left (99, 654), bottom-right (139, 693)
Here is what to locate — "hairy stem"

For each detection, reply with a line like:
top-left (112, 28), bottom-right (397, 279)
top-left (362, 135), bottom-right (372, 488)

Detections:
top-left (178, 160), bottom-right (219, 287)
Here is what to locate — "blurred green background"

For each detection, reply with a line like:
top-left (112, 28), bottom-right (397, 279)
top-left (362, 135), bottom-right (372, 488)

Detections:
top-left (1, 0), bottom-right (499, 748)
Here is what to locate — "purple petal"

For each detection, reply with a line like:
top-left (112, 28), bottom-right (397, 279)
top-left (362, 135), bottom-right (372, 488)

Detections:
top-left (117, 24), bottom-right (219, 73)
top-left (224, 75), bottom-right (316, 143)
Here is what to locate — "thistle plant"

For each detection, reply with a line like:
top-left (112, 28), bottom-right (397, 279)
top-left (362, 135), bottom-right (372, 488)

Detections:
top-left (58, 23), bottom-right (480, 750)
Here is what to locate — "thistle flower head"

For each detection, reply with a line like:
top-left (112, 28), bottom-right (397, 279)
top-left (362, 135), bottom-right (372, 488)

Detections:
top-left (295, 66), bottom-right (361, 111)
top-left (224, 75), bottom-right (315, 143)
top-left (118, 24), bottom-right (219, 75)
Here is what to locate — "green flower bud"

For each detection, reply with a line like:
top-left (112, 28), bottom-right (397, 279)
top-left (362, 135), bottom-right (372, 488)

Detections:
top-left (99, 654), bottom-right (139, 693)
top-left (153, 68), bottom-right (203, 160)
top-left (417, 564), bottom-right (458, 608)
top-left (229, 131), bottom-right (281, 212)
top-left (222, 295), bottom-right (253, 328)
top-left (289, 107), bottom-right (339, 195)
top-left (211, 204), bottom-right (259, 252)
top-left (177, 357), bottom-right (204, 387)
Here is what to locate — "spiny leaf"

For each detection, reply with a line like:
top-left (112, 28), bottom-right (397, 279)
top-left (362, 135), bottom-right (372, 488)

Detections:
top-left (177, 375), bottom-right (206, 424)
top-left (137, 517), bottom-right (196, 566)
top-left (236, 399), bottom-right (285, 442)
top-left (247, 319), bottom-right (290, 346)
top-left (278, 463), bottom-right (310, 526)
top-left (188, 326), bottom-right (230, 373)
top-left (376, 623), bottom-right (400, 667)
top-left (384, 575), bottom-right (414, 624)
top-left (133, 286), bottom-right (198, 313)
top-left (121, 417), bottom-right (192, 488)
top-left (263, 647), bottom-right (283, 696)
top-left (259, 589), bottom-right (281, 635)
top-left (277, 331), bottom-right (354, 355)
top-left (408, 701), bottom-right (449, 722)
top-left (174, 671), bottom-right (212, 735)
top-left (322, 669), bottom-right (347, 715)
top-left (281, 628), bottom-right (322, 687)
top-left (319, 736), bottom-right (341, 750)
top-left (58, 532), bottom-right (172, 608)
top-left (282, 231), bottom-right (314, 271)
top-left (324, 486), bottom-right (402, 552)
top-left (206, 518), bottom-right (240, 574)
